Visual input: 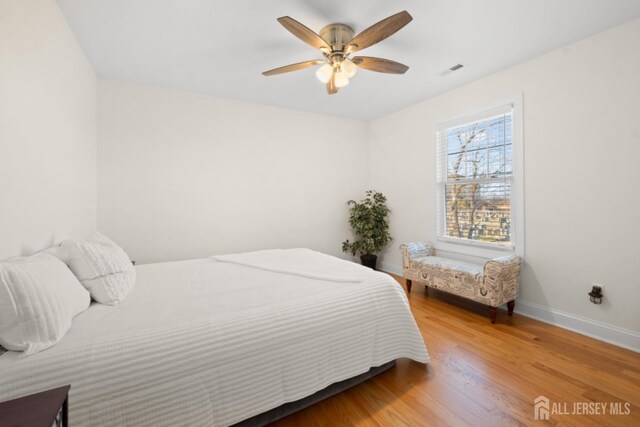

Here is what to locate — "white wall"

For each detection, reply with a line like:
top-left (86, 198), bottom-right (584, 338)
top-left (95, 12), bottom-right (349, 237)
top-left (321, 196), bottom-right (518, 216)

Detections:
top-left (7, 2), bottom-right (633, 347)
top-left (369, 19), bottom-right (640, 344)
top-left (98, 79), bottom-right (368, 263)
top-left (0, 0), bottom-right (97, 259)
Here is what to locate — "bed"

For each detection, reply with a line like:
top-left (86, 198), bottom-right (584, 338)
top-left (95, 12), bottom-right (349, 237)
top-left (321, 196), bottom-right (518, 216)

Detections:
top-left (0, 249), bottom-right (429, 426)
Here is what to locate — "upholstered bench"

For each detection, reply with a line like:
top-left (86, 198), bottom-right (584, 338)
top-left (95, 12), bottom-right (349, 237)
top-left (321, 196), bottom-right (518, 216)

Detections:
top-left (400, 242), bottom-right (522, 323)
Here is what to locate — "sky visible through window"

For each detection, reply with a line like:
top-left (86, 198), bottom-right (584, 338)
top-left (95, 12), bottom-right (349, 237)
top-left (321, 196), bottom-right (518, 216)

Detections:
top-left (442, 112), bottom-right (512, 244)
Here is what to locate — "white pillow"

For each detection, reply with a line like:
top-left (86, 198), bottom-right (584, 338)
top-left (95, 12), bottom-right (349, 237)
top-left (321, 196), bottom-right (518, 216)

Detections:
top-left (60, 232), bottom-right (136, 305)
top-left (0, 253), bottom-right (90, 355)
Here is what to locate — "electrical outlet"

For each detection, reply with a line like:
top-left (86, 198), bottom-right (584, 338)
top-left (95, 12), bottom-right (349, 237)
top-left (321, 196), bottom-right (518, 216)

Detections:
top-left (589, 284), bottom-right (605, 305)
top-left (593, 283), bottom-right (606, 292)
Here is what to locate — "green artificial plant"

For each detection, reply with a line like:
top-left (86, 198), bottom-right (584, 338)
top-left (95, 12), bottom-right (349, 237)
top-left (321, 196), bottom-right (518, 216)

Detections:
top-left (341, 190), bottom-right (392, 256)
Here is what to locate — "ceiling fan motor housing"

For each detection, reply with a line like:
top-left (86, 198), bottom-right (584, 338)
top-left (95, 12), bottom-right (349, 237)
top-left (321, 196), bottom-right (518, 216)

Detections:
top-left (320, 24), bottom-right (355, 52)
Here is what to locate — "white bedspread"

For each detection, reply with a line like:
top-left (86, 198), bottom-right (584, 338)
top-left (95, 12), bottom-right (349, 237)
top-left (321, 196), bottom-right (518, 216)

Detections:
top-left (212, 248), bottom-right (369, 282)
top-left (0, 249), bottom-right (429, 426)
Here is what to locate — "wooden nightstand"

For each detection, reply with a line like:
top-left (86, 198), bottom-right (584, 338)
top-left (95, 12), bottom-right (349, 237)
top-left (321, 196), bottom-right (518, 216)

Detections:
top-left (0, 385), bottom-right (70, 427)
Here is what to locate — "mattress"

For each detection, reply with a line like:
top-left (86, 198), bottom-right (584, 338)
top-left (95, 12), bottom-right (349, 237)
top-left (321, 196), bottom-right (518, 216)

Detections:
top-left (0, 249), bottom-right (429, 426)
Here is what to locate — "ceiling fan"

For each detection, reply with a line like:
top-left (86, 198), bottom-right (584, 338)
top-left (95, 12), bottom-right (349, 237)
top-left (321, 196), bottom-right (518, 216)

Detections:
top-left (262, 11), bottom-right (413, 95)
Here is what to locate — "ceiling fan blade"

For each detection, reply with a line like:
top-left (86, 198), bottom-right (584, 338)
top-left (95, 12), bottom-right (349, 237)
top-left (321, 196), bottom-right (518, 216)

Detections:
top-left (352, 56), bottom-right (409, 74)
top-left (262, 59), bottom-right (324, 76)
top-left (326, 72), bottom-right (338, 95)
top-left (346, 11), bottom-right (412, 54)
top-left (277, 16), bottom-right (330, 52)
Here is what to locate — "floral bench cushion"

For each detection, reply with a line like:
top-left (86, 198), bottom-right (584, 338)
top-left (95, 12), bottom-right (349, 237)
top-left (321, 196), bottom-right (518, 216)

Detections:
top-left (414, 256), bottom-right (483, 277)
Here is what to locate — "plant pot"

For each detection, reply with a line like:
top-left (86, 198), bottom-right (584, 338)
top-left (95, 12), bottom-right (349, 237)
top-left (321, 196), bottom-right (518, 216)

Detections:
top-left (360, 254), bottom-right (377, 270)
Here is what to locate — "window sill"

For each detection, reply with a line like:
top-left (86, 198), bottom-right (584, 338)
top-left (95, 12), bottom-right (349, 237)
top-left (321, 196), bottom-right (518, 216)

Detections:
top-left (436, 236), bottom-right (517, 260)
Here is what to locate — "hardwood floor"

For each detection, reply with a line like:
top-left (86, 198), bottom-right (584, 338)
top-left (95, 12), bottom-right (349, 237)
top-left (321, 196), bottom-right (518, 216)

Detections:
top-left (271, 274), bottom-right (640, 426)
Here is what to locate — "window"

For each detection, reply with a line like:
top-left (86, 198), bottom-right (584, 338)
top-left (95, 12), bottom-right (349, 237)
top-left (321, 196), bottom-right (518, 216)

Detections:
top-left (436, 102), bottom-right (521, 253)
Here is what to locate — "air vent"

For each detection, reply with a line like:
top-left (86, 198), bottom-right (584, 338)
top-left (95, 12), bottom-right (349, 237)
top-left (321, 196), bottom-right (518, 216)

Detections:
top-left (449, 64), bottom-right (464, 71)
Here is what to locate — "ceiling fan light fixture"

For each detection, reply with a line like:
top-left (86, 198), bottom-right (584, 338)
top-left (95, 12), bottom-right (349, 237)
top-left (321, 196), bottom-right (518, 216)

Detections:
top-left (315, 63), bottom-right (333, 83)
top-left (341, 58), bottom-right (357, 78)
top-left (334, 70), bottom-right (349, 87)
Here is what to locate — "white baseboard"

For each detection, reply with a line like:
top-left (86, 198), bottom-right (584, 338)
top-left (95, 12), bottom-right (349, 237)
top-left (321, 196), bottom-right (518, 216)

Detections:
top-left (514, 300), bottom-right (640, 353)
top-left (379, 261), bottom-right (640, 353)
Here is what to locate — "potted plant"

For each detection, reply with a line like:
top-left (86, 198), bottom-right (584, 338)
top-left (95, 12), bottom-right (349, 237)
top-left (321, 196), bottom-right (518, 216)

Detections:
top-left (341, 190), bottom-right (392, 270)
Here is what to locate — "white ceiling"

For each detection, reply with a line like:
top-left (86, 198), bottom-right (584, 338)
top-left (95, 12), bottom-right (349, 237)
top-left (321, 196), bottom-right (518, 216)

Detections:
top-left (57, 0), bottom-right (640, 120)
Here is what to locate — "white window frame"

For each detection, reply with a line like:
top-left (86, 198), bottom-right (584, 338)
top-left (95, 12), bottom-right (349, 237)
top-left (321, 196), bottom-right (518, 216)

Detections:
top-left (434, 94), bottom-right (524, 259)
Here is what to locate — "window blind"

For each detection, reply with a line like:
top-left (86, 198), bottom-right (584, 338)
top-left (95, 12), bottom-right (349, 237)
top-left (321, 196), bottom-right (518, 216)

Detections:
top-left (436, 104), bottom-right (514, 246)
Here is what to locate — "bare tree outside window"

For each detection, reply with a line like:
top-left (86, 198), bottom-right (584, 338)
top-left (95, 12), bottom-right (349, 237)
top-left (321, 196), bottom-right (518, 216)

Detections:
top-left (438, 112), bottom-right (513, 245)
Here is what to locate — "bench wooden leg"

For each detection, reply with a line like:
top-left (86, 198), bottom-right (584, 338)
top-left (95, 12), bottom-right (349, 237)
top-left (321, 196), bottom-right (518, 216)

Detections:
top-left (507, 300), bottom-right (515, 316)
top-left (406, 279), bottom-right (412, 293)
top-left (489, 307), bottom-right (497, 324)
